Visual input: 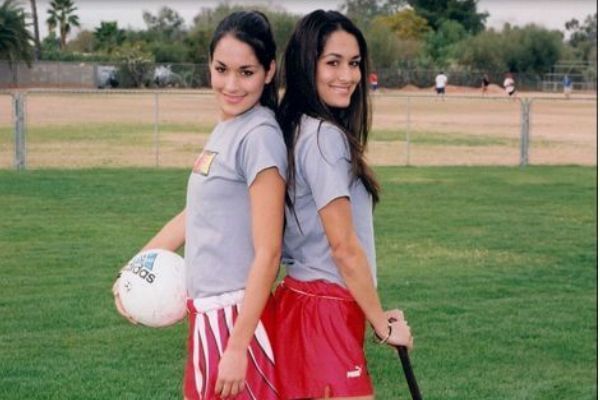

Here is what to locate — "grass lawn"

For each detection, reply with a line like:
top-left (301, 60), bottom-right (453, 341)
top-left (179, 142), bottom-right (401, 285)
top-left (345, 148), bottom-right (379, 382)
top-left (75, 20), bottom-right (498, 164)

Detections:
top-left (0, 166), bottom-right (596, 399)
top-left (2, 123), bottom-right (519, 147)
top-left (371, 129), bottom-right (517, 146)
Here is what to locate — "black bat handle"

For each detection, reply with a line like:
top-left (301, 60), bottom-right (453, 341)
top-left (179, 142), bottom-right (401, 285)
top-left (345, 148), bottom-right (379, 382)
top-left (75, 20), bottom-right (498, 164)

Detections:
top-left (396, 345), bottom-right (422, 400)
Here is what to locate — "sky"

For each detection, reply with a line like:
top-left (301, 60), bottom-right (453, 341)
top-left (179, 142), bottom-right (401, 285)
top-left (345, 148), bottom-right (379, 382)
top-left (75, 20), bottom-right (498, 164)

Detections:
top-left (32, 0), bottom-right (597, 39)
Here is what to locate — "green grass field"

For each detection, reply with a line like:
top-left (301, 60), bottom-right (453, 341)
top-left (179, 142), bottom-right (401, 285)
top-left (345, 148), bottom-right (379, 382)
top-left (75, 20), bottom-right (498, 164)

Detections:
top-left (0, 166), bottom-right (596, 399)
top-left (1, 123), bottom-right (517, 146)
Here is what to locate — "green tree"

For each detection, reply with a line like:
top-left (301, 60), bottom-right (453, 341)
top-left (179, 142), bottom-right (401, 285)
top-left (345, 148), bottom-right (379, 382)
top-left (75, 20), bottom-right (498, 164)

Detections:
top-left (455, 24), bottom-right (565, 75)
top-left (377, 8), bottom-right (431, 40)
top-left (185, 4), bottom-right (244, 64)
top-left (364, 22), bottom-right (404, 68)
top-left (454, 29), bottom-right (507, 72)
top-left (187, 4), bottom-right (299, 63)
top-left (565, 13), bottom-right (597, 62)
top-left (408, 0), bottom-right (488, 34)
top-left (94, 21), bottom-right (125, 54)
top-left (29, 0), bottom-right (41, 58)
top-left (503, 24), bottom-right (563, 74)
top-left (0, 0), bottom-right (34, 66)
top-left (424, 19), bottom-right (467, 65)
top-left (340, 0), bottom-right (406, 27)
top-left (143, 6), bottom-right (186, 41)
top-left (263, 10), bottom-right (298, 58)
top-left (185, 27), bottom-right (211, 64)
top-left (113, 42), bottom-right (155, 88)
top-left (46, 0), bottom-right (80, 48)
top-left (65, 29), bottom-right (95, 53)
top-left (150, 41), bottom-right (188, 63)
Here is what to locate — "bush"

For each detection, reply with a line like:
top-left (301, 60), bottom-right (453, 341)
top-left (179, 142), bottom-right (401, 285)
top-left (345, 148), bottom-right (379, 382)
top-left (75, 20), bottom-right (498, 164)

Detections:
top-left (113, 43), bottom-right (155, 88)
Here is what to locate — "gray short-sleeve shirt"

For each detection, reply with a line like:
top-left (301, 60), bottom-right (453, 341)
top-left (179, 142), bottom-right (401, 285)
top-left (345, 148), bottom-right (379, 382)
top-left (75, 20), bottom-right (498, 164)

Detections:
top-left (185, 105), bottom-right (287, 298)
top-left (283, 115), bottom-right (377, 286)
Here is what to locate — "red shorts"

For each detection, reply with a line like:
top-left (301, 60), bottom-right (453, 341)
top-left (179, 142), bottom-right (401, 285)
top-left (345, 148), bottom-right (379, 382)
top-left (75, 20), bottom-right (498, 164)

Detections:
top-left (274, 276), bottom-right (374, 399)
top-left (183, 290), bottom-right (279, 400)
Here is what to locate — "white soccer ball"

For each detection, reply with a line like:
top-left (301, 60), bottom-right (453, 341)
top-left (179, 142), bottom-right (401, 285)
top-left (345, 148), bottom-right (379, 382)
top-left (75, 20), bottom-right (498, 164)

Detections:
top-left (115, 249), bottom-right (187, 327)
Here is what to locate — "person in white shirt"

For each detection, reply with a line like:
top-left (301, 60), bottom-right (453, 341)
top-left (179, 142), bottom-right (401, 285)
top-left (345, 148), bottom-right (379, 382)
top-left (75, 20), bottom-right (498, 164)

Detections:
top-left (503, 72), bottom-right (517, 98)
top-left (435, 71), bottom-right (448, 99)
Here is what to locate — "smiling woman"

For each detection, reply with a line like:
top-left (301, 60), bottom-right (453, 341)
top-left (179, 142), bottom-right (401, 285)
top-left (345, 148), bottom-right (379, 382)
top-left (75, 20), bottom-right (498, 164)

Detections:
top-left (111, 10), bottom-right (287, 400)
top-left (209, 35), bottom-right (276, 120)
top-left (274, 10), bottom-right (413, 400)
top-left (316, 30), bottom-right (362, 108)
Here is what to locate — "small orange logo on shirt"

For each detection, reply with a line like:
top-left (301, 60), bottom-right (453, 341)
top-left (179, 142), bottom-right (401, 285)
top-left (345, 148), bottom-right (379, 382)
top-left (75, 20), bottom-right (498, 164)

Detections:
top-left (193, 151), bottom-right (217, 176)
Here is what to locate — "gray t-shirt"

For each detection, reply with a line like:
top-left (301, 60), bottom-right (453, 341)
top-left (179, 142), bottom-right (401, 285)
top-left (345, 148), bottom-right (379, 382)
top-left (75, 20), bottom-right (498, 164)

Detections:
top-left (185, 105), bottom-right (287, 298)
top-left (282, 115), bottom-right (377, 286)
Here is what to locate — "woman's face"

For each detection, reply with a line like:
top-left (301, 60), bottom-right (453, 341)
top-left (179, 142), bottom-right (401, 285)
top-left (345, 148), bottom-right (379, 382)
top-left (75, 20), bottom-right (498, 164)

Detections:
top-left (316, 30), bottom-right (362, 109)
top-left (210, 34), bottom-right (275, 120)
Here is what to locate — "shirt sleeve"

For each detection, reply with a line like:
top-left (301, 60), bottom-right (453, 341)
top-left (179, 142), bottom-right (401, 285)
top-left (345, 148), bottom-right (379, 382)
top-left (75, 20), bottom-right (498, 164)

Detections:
top-left (299, 124), bottom-right (352, 210)
top-left (237, 124), bottom-right (288, 187)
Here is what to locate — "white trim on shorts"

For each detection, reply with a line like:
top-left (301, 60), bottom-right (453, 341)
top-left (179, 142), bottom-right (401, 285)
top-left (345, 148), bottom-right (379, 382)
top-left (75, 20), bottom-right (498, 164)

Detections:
top-left (191, 289), bottom-right (245, 313)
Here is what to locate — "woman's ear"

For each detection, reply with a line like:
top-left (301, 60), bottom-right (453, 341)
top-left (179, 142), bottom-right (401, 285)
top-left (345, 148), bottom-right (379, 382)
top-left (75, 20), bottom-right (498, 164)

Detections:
top-left (265, 60), bottom-right (277, 84)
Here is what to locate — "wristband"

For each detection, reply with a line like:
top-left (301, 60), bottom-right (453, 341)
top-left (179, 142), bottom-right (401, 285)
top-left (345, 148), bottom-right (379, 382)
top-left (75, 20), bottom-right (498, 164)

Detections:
top-left (374, 322), bottom-right (392, 345)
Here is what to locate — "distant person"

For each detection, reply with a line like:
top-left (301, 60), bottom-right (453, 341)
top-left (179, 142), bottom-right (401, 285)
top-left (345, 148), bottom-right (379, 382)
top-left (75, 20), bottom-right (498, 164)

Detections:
top-left (503, 72), bottom-right (517, 98)
top-left (369, 71), bottom-right (379, 91)
top-left (481, 73), bottom-right (490, 96)
top-left (563, 74), bottom-right (573, 99)
top-left (435, 71), bottom-right (448, 99)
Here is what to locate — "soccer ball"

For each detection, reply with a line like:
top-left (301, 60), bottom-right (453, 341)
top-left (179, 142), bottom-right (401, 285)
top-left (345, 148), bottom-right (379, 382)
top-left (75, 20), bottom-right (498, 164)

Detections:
top-left (115, 249), bottom-right (187, 327)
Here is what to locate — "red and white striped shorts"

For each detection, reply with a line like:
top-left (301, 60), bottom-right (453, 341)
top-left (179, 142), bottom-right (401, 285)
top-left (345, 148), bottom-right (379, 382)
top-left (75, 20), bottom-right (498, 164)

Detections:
top-left (183, 290), bottom-right (279, 400)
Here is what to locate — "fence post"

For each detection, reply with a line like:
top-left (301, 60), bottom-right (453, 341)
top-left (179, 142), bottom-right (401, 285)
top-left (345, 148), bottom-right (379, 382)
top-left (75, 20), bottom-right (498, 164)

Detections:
top-left (519, 98), bottom-right (531, 167)
top-left (405, 96), bottom-right (411, 166)
top-left (154, 92), bottom-right (159, 168)
top-left (13, 92), bottom-right (26, 170)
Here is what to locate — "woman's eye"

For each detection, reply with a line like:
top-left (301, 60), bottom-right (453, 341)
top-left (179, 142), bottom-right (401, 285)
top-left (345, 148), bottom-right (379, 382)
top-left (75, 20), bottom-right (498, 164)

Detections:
top-left (241, 70), bottom-right (254, 77)
top-left (350, 61), bottom-right (360, 67)
top-left (327, 60), bottom-right (339, 67)
top-left (215, 66), bottom-right (226, 73)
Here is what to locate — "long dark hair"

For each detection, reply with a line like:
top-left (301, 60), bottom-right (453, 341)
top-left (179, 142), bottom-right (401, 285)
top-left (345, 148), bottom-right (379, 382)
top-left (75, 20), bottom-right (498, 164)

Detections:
top-left (209, 11), bottom-right (278, 112)
top-left (278, 10), bottom-right (380, 208)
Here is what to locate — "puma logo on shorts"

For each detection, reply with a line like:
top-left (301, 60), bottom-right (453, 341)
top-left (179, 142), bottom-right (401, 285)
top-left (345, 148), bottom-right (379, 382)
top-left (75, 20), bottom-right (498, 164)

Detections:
top-left (347, 365), bottom-right (363, 378)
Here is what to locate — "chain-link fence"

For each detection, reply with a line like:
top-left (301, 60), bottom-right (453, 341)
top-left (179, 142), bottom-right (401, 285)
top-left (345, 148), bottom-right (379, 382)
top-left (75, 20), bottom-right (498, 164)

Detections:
top-left (1, 89), bottom-right (596, 170)
top-left (529, 98), bottom-right (597, 165)
top-left (0, 92), bottom-right (14, 169)
top-left (376, 69), bottom-right (550, 91)
top-left (4, 61), bottom-right (598, 92)
top-left (15, 90), bottom-right (217, 168)
top-left (369, 94), bottom-right (524, 166)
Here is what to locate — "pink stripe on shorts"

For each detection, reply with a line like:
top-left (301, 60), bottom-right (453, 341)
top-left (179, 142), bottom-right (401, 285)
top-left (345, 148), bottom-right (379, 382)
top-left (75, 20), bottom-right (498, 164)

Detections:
top-left (183, 290), bottom-right (279, 400)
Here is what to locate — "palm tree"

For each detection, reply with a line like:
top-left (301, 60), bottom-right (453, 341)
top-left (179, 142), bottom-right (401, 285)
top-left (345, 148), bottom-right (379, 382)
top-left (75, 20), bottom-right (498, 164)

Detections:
top-left (94, 21), bottom-right (125, 54)
top-left (29, 0), bottom-right (41, 59)
top-left (0, 0), bottom-right (34, 66)
top-left (46, 0), bottom-right (79, 48)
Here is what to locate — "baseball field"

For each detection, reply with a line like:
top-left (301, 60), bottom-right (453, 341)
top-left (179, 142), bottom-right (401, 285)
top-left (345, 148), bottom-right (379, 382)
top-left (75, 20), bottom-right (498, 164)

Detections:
top-left (0, 88), bottom-right (596, 399)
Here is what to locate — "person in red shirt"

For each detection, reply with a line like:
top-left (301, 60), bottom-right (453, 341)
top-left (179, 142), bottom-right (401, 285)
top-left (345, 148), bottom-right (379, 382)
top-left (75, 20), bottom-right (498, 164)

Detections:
top-left (369, 71), bottom-right (379, 91)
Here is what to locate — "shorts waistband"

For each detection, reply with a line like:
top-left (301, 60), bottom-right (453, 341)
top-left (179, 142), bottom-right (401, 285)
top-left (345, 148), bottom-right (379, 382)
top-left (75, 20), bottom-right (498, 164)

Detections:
top-left (187, 289), bottom-right (245, 313)
top-left (280, 276), bottom-right (355, 302)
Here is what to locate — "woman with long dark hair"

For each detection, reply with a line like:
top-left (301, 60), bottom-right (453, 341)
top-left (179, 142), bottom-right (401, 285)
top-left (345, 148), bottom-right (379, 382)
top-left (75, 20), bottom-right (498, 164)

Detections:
top-left (114, 11), bottom-right (286, 400)
top-left (275, 10), bottom-right (413, 399)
